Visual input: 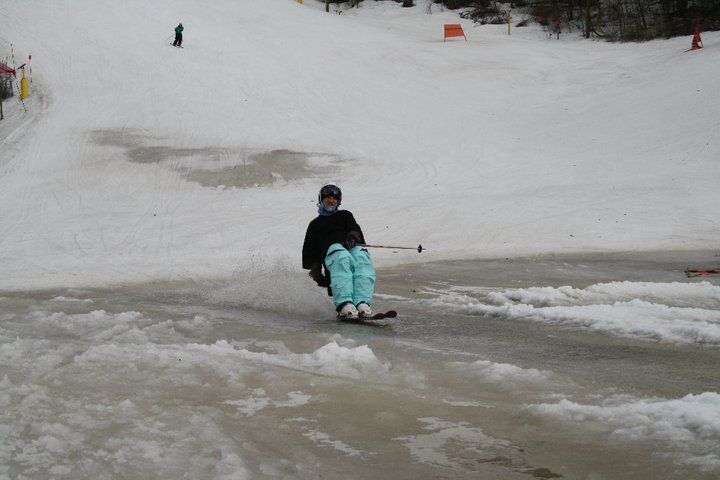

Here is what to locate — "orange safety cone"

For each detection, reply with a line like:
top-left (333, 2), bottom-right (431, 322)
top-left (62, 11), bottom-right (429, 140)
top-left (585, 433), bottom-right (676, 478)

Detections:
top-left (691, 26), bottom-right (703, 50)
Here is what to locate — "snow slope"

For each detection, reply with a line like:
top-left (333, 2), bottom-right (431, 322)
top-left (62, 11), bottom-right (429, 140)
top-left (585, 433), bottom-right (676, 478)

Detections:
top-left (0, 0), bottom-right (718, 290)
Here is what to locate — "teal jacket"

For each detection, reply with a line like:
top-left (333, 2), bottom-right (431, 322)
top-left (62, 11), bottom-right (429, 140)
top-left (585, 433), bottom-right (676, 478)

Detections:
top-left (175, 24), bottom-right (184, 34)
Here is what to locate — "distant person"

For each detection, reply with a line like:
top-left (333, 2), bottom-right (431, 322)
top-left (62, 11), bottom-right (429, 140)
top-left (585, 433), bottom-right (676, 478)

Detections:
top-left (173, 22), bottom-right (184, 47)
top-left (302, 184), bottom-right (376, 319)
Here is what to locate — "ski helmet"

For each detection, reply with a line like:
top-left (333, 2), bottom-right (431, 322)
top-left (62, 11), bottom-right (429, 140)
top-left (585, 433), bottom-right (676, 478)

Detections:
top-left (318, 184), bottom-right (342, 205)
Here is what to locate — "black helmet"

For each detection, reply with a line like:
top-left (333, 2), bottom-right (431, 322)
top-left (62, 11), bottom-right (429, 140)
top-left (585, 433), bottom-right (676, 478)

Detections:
top-left (318, 184), bottom-right (342, 205)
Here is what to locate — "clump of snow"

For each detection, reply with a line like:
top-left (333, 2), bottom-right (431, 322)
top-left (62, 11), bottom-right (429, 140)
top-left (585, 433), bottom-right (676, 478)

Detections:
top-left (222, 340), bottom-right (391, 379)
top-left (528, 392), bottom-right (720, 471)
top-left (424, 281), bottom-right (720, 345)
top-left (488, 281), bottom-right (720, 309)
top-left (449, 359), bottom-right (553, 384)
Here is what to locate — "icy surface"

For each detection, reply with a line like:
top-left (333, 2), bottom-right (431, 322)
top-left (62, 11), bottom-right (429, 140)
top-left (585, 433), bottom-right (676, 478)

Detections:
top-left (1, 260), bottom-right (719, 478)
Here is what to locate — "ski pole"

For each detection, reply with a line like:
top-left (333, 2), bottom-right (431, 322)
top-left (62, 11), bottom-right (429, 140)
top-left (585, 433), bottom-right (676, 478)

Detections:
top-left (358, 244), bottom-right (424, 253)
top-left (685, 268), bottom-right (720, 278)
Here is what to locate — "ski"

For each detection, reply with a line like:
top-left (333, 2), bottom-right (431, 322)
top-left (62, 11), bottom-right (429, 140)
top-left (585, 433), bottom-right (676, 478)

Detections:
top-left (368, 310), bottom-right (397, 320)
top-left (371, 310), bottom-right (397, 320)
top-left (338, 310), bottom-right (397, 322)
top-left (685, 268), bottom-right (720, 278)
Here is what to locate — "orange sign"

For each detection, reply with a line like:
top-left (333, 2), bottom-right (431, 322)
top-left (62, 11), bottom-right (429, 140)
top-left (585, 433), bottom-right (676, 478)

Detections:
top-left (444, 24), bottom-right (466, 42)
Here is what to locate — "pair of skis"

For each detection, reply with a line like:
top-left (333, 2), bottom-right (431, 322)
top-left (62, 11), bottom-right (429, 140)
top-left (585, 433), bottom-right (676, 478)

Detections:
top-left (685, 268), bottom-right (720, 278)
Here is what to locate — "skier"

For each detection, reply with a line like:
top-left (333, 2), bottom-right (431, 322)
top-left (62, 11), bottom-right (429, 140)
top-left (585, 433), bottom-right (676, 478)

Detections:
top-left (173, 22), bottom-right (184, 47)
top-left (302, 184), bottom-right (376, 319)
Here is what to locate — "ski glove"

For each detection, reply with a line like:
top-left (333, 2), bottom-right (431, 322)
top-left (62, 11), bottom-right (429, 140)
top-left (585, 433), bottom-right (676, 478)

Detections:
top-left (309, 262), bottom-right (330, 287)
top-left (343, 231), bottom-right (363, 250)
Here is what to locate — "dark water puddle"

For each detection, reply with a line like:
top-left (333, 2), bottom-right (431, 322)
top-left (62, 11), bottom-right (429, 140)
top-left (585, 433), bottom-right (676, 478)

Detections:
top-left (89, 128), bottom-right (341, 188)
top-left (185, 149), bottom-right (336, 188)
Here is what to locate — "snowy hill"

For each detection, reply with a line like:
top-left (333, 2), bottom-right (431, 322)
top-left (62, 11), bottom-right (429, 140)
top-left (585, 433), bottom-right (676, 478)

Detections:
top-left (0, 0), bottom-right (718, 290)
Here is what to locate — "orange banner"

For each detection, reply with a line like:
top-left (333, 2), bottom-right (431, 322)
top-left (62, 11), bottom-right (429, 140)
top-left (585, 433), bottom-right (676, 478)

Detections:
top-left (444, 24), bottom-right (466, 41)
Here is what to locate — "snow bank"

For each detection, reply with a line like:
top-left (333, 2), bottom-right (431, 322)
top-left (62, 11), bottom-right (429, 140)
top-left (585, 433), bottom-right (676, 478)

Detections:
top-left (528, 392), bottom-right (720, 471)
top-left (423, 281), bottom-right (720, 345)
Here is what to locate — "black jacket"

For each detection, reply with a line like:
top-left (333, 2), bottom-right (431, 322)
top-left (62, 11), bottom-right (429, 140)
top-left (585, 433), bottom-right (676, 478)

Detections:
top-left (302, 210), bottom-right (365, 269)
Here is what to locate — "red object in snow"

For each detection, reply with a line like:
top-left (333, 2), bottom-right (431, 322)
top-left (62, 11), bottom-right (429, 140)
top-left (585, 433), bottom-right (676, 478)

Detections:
top-left (0, 62), bottom-right (16, 77)
top-left (691, 26), bottom-right (703, 50)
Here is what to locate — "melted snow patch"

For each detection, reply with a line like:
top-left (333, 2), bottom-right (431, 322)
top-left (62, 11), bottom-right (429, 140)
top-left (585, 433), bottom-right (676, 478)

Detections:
top-left (224, 389), bottom-right (312, 417)
top-left (394, 417), bottom-right (515, 468)
top-left (302, 429), bottom-right (365, 457)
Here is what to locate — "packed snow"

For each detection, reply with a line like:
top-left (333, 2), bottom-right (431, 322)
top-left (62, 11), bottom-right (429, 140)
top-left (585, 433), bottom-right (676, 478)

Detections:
top-left (1, 0), bottom-right (719, 290)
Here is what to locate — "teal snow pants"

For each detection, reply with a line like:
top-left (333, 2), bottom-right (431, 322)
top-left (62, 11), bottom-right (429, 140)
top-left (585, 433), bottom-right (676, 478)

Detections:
top-left (324, 243), bottom-right (375, 309)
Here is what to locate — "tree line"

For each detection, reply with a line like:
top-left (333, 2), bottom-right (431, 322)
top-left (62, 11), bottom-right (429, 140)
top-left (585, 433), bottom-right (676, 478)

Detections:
top-left (323, 1), bottom-right (719, 41)
top-left (509, 0), bottom-right (720, 40)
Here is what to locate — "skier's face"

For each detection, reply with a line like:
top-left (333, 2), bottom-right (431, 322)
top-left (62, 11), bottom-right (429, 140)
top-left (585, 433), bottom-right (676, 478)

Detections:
top-left (321, 196), bottom-right (338, 206)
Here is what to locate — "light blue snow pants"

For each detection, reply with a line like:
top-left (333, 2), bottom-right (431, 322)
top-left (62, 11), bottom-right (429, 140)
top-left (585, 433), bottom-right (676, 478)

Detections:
top-left (324, 243), bottom-right (376, 309)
